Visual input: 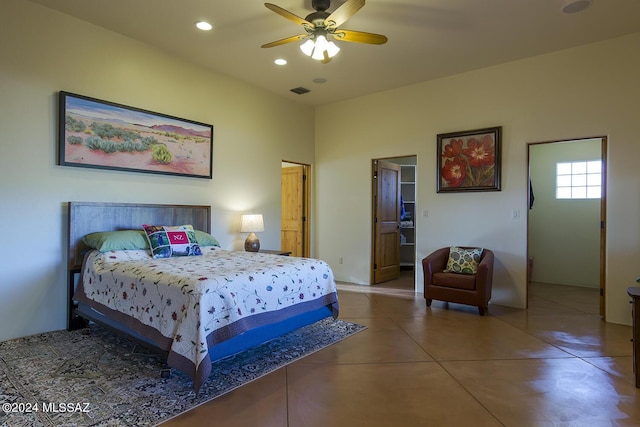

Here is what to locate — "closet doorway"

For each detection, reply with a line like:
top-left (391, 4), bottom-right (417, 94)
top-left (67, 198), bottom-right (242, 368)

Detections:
top-left (371, 155), bottom-right (417, 287)
top-left (527, 137), bottom-right (606, 317)
top-left (281, 161), bottom-right (310, 257)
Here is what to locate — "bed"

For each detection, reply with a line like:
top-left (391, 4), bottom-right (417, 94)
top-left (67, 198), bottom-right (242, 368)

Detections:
top-left (67, 202), bottom-right (339, 392)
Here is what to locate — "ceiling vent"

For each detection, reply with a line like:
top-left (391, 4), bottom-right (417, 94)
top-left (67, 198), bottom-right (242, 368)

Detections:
top-left (290, 86), bottom-right (311, 95)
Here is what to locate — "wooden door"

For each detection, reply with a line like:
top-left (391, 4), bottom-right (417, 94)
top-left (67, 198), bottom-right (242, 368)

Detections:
top-left (599, 137), bottom-right (607, 317)
top-left (281, 165), bottom-right (305, 257)
top-left (373, 160), bottom-right (401, 283)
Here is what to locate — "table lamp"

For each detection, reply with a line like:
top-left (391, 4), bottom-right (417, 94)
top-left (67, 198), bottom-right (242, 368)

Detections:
top-left (241, 214), bottom-right (264, 252)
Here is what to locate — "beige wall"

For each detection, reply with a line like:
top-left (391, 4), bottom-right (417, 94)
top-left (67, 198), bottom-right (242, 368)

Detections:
top-left (315, 32), bottom-right (640, 325)
top-left (0, 0), bottom-right (315, 341)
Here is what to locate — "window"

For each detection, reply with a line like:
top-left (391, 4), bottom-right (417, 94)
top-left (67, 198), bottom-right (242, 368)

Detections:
top-left (556, 160), bottom-right (601, 199)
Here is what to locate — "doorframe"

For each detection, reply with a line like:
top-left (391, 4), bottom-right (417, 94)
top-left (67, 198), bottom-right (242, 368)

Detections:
top-left (370, 155), bottom-right (418, 287)
top-left (370, 160), bottom-right (377, 285)
top-left (526, 136), bottom-right (607, 318)
top-left (281, 160), bottom-right (311, 257)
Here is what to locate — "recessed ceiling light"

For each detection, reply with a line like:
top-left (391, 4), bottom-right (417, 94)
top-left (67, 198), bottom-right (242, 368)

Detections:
top-left (195, 21), bottom-right (213, 31)
top-left (312, 78), bottom-right (327, 84)
top-left (274, 58), bottom-right (287, 65)
top-left (561, 0), bottom-right (593, 14)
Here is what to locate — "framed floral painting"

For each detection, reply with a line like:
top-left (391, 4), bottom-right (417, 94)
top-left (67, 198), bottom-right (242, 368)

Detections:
top-left (437, 126), bottom-right (502, 193)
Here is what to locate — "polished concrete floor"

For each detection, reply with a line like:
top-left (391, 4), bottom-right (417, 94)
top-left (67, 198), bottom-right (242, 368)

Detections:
top-left (161, 272), bottom-right (639, 426)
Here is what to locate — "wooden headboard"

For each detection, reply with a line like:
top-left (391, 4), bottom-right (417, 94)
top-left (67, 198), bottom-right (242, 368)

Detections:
top-left (67, 202), bottom-right (211, 271)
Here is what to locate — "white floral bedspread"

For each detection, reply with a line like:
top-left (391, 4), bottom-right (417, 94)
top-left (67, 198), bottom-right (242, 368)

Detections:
top-left (75, 247), bottom-right (338, 391)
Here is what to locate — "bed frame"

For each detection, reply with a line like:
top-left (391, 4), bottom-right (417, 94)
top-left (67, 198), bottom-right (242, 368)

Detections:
top-left (66, 201), bottom-right (334, 382)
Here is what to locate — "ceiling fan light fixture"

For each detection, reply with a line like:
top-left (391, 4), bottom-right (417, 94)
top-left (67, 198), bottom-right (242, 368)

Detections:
top-left (326, 40), bottom-right (340, 57)
top-left (301, 35), bottom-right (340, 61)
top-left (311, 35), bottom-right (330, 60)
top-left (300, 39), bottom-right (316, 56)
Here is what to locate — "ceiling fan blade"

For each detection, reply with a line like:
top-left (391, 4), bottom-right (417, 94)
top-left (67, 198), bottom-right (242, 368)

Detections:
top-left (333, 29), bottom-right (388, 45)
top-left (261, 34), bottom-right (307, 48)
top-left (324, 0), bottom-right (365, 28)
top-left (264, 3), bottom-right (311, 27)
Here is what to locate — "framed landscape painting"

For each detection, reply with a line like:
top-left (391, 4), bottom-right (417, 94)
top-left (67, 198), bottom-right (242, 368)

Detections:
top-left (437, 126), bottom-right (502, 193)
top-left (58, 91), bottom-right (213, 179)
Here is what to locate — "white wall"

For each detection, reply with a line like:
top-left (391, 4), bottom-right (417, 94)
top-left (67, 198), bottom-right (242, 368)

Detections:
top-left (315, 32), bottom-right (640, 325)
top-left (529, 139), bottom-right (601, 288)
top-left (0, 0), bottom-right (315, 341)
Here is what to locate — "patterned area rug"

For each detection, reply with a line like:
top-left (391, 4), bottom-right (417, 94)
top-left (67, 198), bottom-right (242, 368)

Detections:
top-left (0, 318), bottom-right (365, 427)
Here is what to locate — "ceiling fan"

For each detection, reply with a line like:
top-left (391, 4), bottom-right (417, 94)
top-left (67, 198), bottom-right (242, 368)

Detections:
top-left (261, 0), bottom-right (388, 63)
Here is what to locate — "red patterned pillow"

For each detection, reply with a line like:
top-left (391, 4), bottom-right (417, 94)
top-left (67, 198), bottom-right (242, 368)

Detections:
top-left (142, 224), bottom-right (202, 259)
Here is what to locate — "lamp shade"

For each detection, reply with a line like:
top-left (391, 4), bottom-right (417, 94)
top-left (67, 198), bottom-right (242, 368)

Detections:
top-left (300, 39), bottom-right (315, 56)
top-left (240, 214), bottom-right (264, 233)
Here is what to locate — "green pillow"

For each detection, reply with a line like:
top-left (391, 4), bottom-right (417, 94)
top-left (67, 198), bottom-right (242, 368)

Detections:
top-left (82, 230), bottom-right (149, 252)
top-left (82, 229), bottom-right (219, 253)
top-left (444, 246), bottom-right (483, 274)
top-left (194, 230), bottom-right (220, 247)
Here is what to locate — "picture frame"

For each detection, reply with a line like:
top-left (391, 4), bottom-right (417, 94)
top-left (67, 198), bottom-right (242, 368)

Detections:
top-left (437, 126), bottom-right (502, 193)
top-left (58, 91), bottom-right (213, 179)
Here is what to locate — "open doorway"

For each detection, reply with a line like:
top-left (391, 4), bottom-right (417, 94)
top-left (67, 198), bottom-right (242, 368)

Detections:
top-left (527, 137), bottom-right (606, 318)
top-left (281, 161), bottom-right (310, 257)
top-left (371, 155), bottom-right (417, 289)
